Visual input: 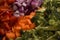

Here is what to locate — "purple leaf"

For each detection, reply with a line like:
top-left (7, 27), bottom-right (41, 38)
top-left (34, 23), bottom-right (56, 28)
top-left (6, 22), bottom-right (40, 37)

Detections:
top-left (13, 10), bottom-right (20, 17)
top-left (19, 6), bottom-right (24, 13)
top-left (31, 0), bottom-right (43, 7)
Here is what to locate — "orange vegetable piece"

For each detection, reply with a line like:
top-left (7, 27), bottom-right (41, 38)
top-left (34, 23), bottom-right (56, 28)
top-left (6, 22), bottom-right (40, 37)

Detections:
top-left (25, 19), bottom-right (32, 25)
top-left (14, 26), bottom-right (21, 32)
top-left (6, 32), bottom-right (15, 39)
top-left (25, 25), bottom-right (30, 30)
top-left (15, 32), bottom-right (21, 37)
top-left (21, 26), bottom-right (26, 30)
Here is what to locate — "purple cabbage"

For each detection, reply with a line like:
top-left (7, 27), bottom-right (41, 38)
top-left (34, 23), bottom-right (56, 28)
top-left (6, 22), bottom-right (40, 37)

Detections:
top-left (31, 0), bottom-right (43, 7)
top-left (13, 0), bottom-right (43, 17)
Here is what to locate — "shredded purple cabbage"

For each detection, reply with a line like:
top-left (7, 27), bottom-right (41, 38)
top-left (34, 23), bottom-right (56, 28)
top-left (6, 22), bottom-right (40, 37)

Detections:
top-left (13, 0), bottom-right (43, 17)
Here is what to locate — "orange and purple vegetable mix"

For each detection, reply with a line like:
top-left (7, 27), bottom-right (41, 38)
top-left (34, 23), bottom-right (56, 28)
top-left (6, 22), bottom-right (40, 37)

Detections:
top-left (0, 0), bottom-right (43, 40)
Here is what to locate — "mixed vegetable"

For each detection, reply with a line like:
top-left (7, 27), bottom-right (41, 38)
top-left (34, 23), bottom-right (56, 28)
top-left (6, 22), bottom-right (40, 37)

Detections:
top-left (0, 0), bottom-right (43, 40)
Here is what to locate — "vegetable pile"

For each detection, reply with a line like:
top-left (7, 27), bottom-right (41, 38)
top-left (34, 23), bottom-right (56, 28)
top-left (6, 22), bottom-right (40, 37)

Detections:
top-left (0, 0), bottom-right (43, 40)
top-left (1, 0), bottom-right (60, 40)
